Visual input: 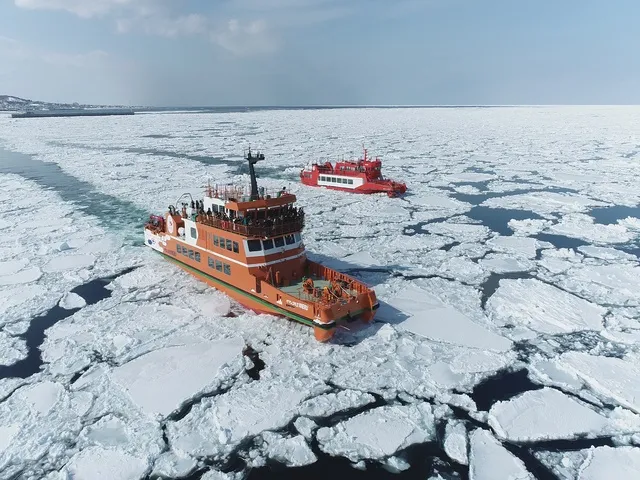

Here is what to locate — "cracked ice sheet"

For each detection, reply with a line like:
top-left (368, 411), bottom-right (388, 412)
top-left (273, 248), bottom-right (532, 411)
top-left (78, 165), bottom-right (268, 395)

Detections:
top-left (469, 429), bottom-right (533, 480)
top-left (488, 387), bottom-right (640, 442)
top-left (483, 191), bottom-right (609, 217)
top-left (557, 352), bottom-right (640, 414)
top-left (0, 331), bottom-right (27, 366)
top-left (549, 213), bottom-right (638, 244)
top-left (167, 377), bottom-right (330, 460)
top-left (384, 282), bottom-right (512, 352)
top-left (486, 278), bottom-right (605, 335)
top-left (316, 403), bottom-right (435, 463)
top-left (0, 174), bottom-right (135, 328)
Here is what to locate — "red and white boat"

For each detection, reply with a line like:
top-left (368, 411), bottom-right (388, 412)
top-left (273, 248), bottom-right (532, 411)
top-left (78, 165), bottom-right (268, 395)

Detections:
top-left (299, 148), bottom-right (407, 198)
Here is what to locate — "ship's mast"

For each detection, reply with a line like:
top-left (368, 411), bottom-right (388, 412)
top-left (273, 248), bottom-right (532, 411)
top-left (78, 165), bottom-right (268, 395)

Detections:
top-left (246, 147), bottom-right (264, 200)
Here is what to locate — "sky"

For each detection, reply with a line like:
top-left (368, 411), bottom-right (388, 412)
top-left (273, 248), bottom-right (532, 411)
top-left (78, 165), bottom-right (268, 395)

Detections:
top-left (0, 0), bottom-right (638, 106)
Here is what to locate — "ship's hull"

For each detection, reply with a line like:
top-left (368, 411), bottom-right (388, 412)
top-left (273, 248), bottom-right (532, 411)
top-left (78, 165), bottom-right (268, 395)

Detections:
top-left (145, 227), bottom-right (378, 341)
top-left (300, 176), bottom-right (405, 197)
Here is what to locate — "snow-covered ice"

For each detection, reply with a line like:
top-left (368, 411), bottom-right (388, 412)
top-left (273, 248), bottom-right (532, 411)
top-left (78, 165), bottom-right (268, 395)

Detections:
top-left (1, 106), bottom-right (640, 478)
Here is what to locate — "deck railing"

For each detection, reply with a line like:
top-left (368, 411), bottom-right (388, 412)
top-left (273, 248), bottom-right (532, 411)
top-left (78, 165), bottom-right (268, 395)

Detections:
top-left (196, 215), bottom-right (304, 238)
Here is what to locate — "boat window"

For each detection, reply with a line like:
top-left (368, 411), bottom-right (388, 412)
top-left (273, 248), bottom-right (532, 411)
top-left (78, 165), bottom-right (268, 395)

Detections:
top-left (214, 235), bottom-right (219, 247)
top-left (219, 237), bottom-right (225, 248)
top-left (176, 244), bottom-right (182, 254)
top-left (233, 241), bottom-right (239, 253)
top-left (195, 252), bottom-right (201, 262)
top-left (348, 179), bottom-right (353, 184)
top-left (247, 239), bottom-right (262, 252)
top-left (188, 249), bottom-right (194, 259)
top-left (223, 263), bottom-right (231, 275)
top-left (294, 233), bottom-right (302, 243)
top-left (274, 237), bottom-right (285, 248)
top-left (215, 260), bottom-right (223, 271)
top-left (226, 239), bottom-right (232, 251)
top-left (190, 227), bottom-right (197, 239)
top-left (284, 234), bottom-right (295, 245)
top-left (331, 177), bottom-right (337, 183)
top-left (262, 239), bottom-right (274, 250)
top-left (208, 257), bottom-right (214, 268)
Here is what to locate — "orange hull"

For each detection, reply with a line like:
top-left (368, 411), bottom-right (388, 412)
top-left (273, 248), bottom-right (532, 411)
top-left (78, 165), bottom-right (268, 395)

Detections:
top-left (144, 149), bottom-right (379, 342)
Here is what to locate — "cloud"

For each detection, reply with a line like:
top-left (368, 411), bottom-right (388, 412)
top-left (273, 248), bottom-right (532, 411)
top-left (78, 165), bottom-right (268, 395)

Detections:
top-left (116, 13), bottom-right (208, 38)
top-left (13, 0), bottom-right (144, 18)
top-left (211, 19), bottom-right (278, 56)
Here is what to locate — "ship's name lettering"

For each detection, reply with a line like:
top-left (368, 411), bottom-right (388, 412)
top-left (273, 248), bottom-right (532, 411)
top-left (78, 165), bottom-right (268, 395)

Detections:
top-left (286, 299), bottom-right (309, 311)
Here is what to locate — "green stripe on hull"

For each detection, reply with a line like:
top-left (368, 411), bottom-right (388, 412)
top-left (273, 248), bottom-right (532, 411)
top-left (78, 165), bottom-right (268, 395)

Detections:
top-left (160, 252), bottom-right (318, 328)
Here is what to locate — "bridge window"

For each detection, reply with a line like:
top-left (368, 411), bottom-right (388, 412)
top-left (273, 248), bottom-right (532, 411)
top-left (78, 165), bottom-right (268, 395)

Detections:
top-left (284, 234), bottom-right (295, 245)
top-left (233, 241), bottom-right (239, 253)
top-left (214, 235), bottom-right (219, 247)
top-left (190, 227), bottom-right (197, 239)
top-left (208, 257), bottom-right (214, 268)
top-left (226, 239), bottom-right (232, 251)
top-left (247, 239), bottom-right (262, 252)
top-left (215, 260), bottom-right (222, 271)
top-left (219, 237), bottom-right (225, 248)
top-left (223, 263), bottom-right (231, 275)
top-left (274, 237), bottom-right (284, 248)
top-left (348, 179), bottom-right (354, 184)
top-left (195, 252), bottom-right (201, 262)
top-left (331, 177), bottom-right (337, 183)
top-left (262, 239), bottom-right (274, 250)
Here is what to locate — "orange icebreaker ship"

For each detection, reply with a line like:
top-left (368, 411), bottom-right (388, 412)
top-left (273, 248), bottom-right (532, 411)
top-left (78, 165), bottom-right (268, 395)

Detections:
top-left (300, 148), bottom-right (407, 198)
top-left (144, 149), bottom-right (379, 341)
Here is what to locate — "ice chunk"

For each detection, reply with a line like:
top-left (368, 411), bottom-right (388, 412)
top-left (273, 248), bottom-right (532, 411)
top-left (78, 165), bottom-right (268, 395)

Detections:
top-left (316, 403), bottom-right (435, 462)
top-left (43, 254), bottom-right (96, 272)
top-left (469, 429), bottom-right (533, 480)
top-left (0, 332), bottom-right (27, 366)
top-left (508, 218), bottom-right (552, 236)
top-left (260, 432), bottom-right (317, 467)
top-left (62, 446), bottom-right (149, 480)
top-left (443, 420), bottom-right (468, 465)
top-left (0, 266), bottom-right (42, 285)
top-left (294, 417), bottom-right (317, 440)
top-left (557, 263), bottom-right (640, 306)
top-left (0, 258), bottom-right (28, 276)
top-left (550, 213), bottom-right (636, 244)
top-left (479, 254), bottom-right (534, 274)
top-left (488, 388), bottom-right (613, 442)
top-left (486, 279), bottom-right (605, 334)
top-left (483, 191), bottom-right (607, 216)
top-left (298, 389), bottom-right (376, 418)
top-left (487, 236), bottom-right (539, 259)
top-left (386, 284), bottom-right (512, 352)
top-left (111, 337), bottom-right (244, 417)
top-left (558, 352), bottom-right (640, 414)
top-left (167, 377), bottom-right (329, 459)
top-left (151, 451), bottom-right (197, 478)
top-left (59, 292), bottom-right (87, 310)
top-left (578, 446), bottom-right (640, 480)
top-left (578, 245), bottom-right (638, 261)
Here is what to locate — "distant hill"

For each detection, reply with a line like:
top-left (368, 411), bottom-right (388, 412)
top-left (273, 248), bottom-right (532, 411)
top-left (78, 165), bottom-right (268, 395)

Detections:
top-left (0, 94), bottom-right (127, 112)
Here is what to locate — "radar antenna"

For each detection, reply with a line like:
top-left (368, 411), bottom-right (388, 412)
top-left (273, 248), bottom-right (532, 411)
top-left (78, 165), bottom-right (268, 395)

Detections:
top-left (245, 146), bottom-right (264, 201)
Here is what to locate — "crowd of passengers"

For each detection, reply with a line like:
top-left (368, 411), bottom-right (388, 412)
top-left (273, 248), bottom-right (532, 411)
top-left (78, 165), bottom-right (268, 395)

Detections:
top-left (170, 198), bottom-right (304, 229)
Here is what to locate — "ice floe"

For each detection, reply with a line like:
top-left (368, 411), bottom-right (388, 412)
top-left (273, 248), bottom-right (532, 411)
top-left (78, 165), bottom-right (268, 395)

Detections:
top-left (316, 403), bottom-right (435, 463)
top-left (578, 445), bottom-right (640, 480)
top-left (468, 429), bottom-right (532, 480)
top-left (443, 420), bottom-right (468, 465)
top-left (486, 278), bottom-right (605, 334)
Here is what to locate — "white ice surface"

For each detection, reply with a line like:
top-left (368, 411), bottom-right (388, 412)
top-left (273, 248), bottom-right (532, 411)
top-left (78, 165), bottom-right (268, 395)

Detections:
top-left (444, 420), bottom-right (468, 465)
top-left (488, 387), bottom-right (640, 442)
top-left (58, 292), bottom-right (86, 310)
top-left (1, 107), bottom-right (640, 477)
top-left (316, 403), bottom-right (435, 462)
top-left (259, 432), bottom-right (317, 467)
top-left (578, 446), bottom-right (640, 480)
top-left (469, 429), bottom-right (533, 480)
top-left (486, 279), bottom-right (605, 334)
top-left (386, 283), bottom-right (512, 352)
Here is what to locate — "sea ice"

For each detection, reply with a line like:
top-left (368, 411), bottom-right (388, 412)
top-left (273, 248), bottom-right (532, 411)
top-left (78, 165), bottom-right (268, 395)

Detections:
top-left (578, 445), bottom-right (640, 480)
top-left (58, 292), bottom-right (87, 310)
top-left (259, 432), bottom-right (317, 467)
top-left (386, 283), bottom-right (512, 352)
top-left (557, 352), bottom-right (640, 414)
top-left (468, 429), bottom-right (532, 480)
top-left (110, 337), bottom-right (244, 418)
top-left (61, 446), bottom-right (149, 480)
top-left (0, 332), bottom-right (27, 366)
top-left (443, 420), bottom-right (468, 465)
top-left (486, 278), bottom-right (605, 334)
top-left (486, 235), bottom-right (540, 259)
top-left (298, 389), bottom-right (376, 418)
top-left (316, 403), bottom-right (435, 463)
